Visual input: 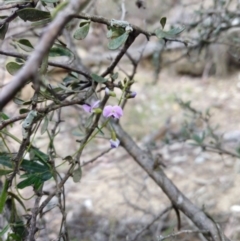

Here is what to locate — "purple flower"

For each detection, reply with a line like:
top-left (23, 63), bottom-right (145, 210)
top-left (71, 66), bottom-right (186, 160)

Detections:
top-left (127, 91), bottom-right (137, 99)
top-left (82, 100), bottom-right (100, 113)
top-left (110, 138), bottom-right (120, 148)
top-left (130, 91), bottom-right (137, 98)
top-left (103, 105), bottom-right (123, 119)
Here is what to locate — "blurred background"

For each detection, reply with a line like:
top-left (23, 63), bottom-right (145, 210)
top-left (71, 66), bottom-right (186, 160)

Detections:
top-left (1, 0), bottom-right (240, 240)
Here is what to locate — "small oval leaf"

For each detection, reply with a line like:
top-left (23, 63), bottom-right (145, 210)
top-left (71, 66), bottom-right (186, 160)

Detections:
top-left (6, 62), bottom-right (23, 75)
top-left (91, 73), bottom-right (107, 83)
top-left (108, 32), bottom-right (129, 50)
top-left (73, 21), bottom-right (90, 40)
top-left (17, 39), bottom-right (33, 52)
top-left (160, 17), bottom-right (167, 29)
top-left (72, 167), bottom-right (82, 183)
top-left (49, 44), bottom-right (74, 58)
top-left (16, 8), bottom-right (51, 22)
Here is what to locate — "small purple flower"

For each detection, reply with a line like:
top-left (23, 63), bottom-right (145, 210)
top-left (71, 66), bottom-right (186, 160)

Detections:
top-left (127, 91), bottom-right (137, 99)
top-left (130, 91), bottom-right (137, 98)
top-left (82, 100), bottom-right (100, 113)
top-left (110, 138), bottom-right (120, 148)
top-left (103, 105), bottom-right (123, 119)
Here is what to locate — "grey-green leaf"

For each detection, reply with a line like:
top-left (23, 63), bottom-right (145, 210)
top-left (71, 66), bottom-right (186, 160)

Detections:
top-left (17, 39), bottom-right (34, 52)
top-left (108, 32), bottom-right (129, 50)
top-left (16, 8), bottom-right (51, 22)
top-left (72, 167), bottom-right (82, 183)
top-left (91, 73), bottom-right (107, 83)
top-left (0, 23), bottom-right (8, 40)
top-left (73, 21), bottom-right (90, 40)
top-left (155, 26), bottom-right (184, 39)
top-left (6, 62), bottom-right (23, 75)
top-left (160, 17), bottom-right (167, 29)
top-left (49, 44), bottom-right (74, 58)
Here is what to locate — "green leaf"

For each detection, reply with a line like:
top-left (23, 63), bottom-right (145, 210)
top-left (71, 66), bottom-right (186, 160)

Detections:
top-left (108, 32), bottom-right (129, 50)
top-left (30, 148), bottom-right (49, 163)
top-left (72, 167), bottom-right (82, 183)
top-left (19, 108), bottom-right (29, 114)
top-left (49, 44), bottom-right (74, 58)
top-left (0, 23), bottom-right (9, 40)
top-left (0, 224), bottom-right (9, 237)
top-left (6, 62), bottom-right (23, 76)
top-left (17, 39), bottom-right (34, 52)
top-left (41, 117), bottom-right (49, 135)
top-left (0, 169), bottom-right (13, 176)
top-left (16, 8), bottom-right (51, 22)
top-left (155, 26), bottom-right (185, 39)
top-left (111, 72), bottom-right (118, 80)
top-left (91, 73), bottom-right (107, 83)
top-left (0, 179), bottom-right (9, 213)
top-left (0, 153), bottom-right (13, 168)
top-left (73, 21), bottom-right (90, 40)
top-left (17, 175), bottom-right (38, 189)
top-left (0, 112), bottom-right (9, 120)
top-left (107, 26), bottom-right (125, 39)
top-left (13, 97), bottom-right (24, 105)
top-left (160, 17), bottom-right (167, 29)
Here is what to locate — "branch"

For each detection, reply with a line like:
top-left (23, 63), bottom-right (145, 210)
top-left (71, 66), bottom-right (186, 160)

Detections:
top-left (0, 0), bottom-right (91, 110)
top-left (0, 97), bottom-right (86, 130)
top-left (0, 50), bottom-right (92, 79)
top-left (112, 122), bottom-right (230, 241)
top-left (159, 229), bottom-right (210, 241)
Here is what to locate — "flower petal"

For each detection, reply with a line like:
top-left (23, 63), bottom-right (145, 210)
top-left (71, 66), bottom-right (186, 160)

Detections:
top-left (110, 138), bottom-right (120, 148)
top-left (113, 105), bottom-right (123, 119)
top-left (91, 100), bottom-right (101, 109)
top-left (103, 105), bottom-right (113, 118)
top-left (82, 104), bottom-right (91, 113)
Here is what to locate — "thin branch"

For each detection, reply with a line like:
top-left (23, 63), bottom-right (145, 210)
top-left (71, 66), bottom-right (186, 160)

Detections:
top-left (112, 122), bottom-right (231, 241)
top-left (159, 229), bottom-right (210, 241)
top-left (0, 50), bottom-right (92, 79)
top-left (0, 97), bottom-right (86, 130)
top-left (81, 147), bottom-right (112, 167)
top-left (0, 0), bottom-right (91, 110)
top-left (101, 31), bottom-right (139, 77)
top-left (131, 206), bottom-right (172, 241)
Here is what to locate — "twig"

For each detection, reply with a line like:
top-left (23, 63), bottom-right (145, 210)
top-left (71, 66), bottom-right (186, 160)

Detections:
top-left (81, 147), bottom-right (112, 167)
top-left (158, 229), bottom-right (210, 241)
top-left (0, 0), bottom-right (91, 110)
top-left (112, 122), bottom-right (231, 241)
top-left (131, 206), bottom-right (172, 241)
top-left (0, 97), bottom-right (86, 130)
